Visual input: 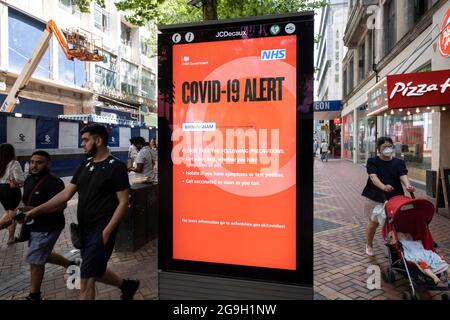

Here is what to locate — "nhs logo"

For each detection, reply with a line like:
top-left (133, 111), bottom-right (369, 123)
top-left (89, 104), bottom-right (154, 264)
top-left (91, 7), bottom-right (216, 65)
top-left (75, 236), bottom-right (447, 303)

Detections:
top-left (261, 49), bottom-right (286, 61)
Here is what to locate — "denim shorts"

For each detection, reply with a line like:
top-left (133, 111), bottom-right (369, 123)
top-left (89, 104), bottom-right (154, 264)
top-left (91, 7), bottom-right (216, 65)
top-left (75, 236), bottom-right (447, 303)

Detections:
top-left (80, 230), bottom-right (116, 279)
top-left (26, 230), bottom-right (62, 265)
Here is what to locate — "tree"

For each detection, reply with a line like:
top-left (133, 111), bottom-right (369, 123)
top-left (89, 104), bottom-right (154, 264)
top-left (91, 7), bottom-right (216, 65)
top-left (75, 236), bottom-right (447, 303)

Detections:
top-left (77, 0), bottom-right (327, 25)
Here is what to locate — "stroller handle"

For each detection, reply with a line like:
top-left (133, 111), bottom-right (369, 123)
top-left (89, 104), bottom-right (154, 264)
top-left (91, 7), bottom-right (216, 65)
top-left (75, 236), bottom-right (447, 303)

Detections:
top-left (409, 192), bottom-right (415, 199)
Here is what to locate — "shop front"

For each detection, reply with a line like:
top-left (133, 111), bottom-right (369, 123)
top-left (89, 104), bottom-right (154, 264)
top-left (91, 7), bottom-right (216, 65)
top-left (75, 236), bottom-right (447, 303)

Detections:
top-left (367, 69), bottom-right (450, 183)
top-left (342, 112), bottom-right (354, 160)
top-left (357, 104), bottom-right (377, 165)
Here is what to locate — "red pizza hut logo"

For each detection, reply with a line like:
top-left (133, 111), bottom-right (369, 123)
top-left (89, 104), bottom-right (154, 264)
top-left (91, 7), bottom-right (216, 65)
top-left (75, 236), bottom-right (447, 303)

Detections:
top-left (386, 70), bottom-right (450, 109)
top-left (440, 7), bottom-right (450, 57)
top-left (389, 78), bottom-right (450, 99)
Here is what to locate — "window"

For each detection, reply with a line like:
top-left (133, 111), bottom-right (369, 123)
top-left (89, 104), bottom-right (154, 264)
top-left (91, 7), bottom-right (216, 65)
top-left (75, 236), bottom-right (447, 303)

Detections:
top-left (121, 23), bottom-right (132, 46)
top-left (59, 0), bottom-right (79, 14)
top-left (384, 0), bottom-right (397, 55)
top-left (335, 63), bottom-right (339, 72)
top-left (343, 68), bottom-right (347, 97)
top-left (367, 30), bottom-right (374, 72)
top-left (8, 8), bottom-right (50, 79)
top-left (95, 51), bottom-right (117, 90)
top-left (348, 58), bottom-right (354, 92)
top-left (358, 42), bottom-right (365, 82)
top-left (141, 69), bottom-right (156, 100)
top-left (120, 60), bottom-right (138, 95)
top-left (140, 38), bottom-right (151, 56)
top-left (335, 74), bottom-right (339, 83)
top-left (94, 6), bottom-right (109, 33)
top-left (413, 0), bottom-right (430, 24)
top-left (59, 43), bottom-right (86, 87)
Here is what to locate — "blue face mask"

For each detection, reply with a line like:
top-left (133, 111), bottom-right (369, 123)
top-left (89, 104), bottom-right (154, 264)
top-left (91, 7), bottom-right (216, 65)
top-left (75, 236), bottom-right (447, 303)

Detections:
top-left (382, 147), bottom-right (394, 157)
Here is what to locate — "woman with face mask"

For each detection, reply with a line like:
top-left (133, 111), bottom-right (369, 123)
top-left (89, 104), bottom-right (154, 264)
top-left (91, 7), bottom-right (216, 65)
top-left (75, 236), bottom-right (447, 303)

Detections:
top-left (361, 136), bottom-right (415, 257)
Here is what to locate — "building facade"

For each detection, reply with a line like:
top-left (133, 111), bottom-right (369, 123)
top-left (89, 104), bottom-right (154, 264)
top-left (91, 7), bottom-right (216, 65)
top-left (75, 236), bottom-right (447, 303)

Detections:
top-left (0, 0), bottom-right (157, 127)
top-left (342, 0), bottom-right (450, 186)
top-left (315, 0), bottom-right (348, 158)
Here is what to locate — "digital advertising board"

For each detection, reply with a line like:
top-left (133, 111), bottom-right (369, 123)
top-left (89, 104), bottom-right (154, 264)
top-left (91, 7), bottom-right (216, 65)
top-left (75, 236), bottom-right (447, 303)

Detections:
top-left (158, 13), bottom-right (314, 289)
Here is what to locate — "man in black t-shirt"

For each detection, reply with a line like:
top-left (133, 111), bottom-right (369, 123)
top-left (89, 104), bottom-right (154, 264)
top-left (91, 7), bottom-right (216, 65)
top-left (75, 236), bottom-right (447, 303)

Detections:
top-left (21, 124), bottom-right (139, 300)
top-left (21, 151), bottom-right (78, 301)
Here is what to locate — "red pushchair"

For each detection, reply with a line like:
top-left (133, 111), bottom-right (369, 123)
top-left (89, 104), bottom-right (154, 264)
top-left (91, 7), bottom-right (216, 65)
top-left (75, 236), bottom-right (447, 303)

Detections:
top-left (381, 193), bottom-right (450, 300)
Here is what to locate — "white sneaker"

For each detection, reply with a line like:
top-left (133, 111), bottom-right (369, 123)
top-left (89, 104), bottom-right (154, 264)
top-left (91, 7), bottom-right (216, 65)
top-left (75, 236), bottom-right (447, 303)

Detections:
top-left (366, 245), bottom-right (374, 257)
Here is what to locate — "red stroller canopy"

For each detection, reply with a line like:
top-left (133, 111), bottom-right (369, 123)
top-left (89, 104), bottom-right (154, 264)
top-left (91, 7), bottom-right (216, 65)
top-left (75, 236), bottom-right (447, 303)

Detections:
top-left (383, 195), bottom-right (435, 251)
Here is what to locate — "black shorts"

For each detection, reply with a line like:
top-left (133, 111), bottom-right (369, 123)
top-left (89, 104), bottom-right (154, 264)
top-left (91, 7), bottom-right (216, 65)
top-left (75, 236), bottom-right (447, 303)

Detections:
top-left (0, 184), bottom-right (21, 211)
top-left (80, 229), bottom-right (117, 279)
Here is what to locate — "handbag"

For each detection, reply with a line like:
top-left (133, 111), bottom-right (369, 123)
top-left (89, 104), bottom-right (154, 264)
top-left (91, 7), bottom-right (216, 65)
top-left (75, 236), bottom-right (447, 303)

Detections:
top-left (15, 175), bottom-right (49, 243)
top-left (70, 223), bottom-right (83, 249)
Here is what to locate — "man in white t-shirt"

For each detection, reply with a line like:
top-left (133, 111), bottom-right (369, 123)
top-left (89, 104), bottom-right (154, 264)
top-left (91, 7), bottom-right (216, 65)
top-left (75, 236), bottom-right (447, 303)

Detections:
top-left (128, 137), bottom-right (157, 180)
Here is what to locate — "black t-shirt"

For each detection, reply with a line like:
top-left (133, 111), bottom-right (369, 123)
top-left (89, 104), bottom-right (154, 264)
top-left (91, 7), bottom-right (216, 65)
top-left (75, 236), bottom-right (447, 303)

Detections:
top-left (361, 156), bottom-right (408, 203)
top-left (71, 155), bottom-right (130, 232)
top-left (22, 173), bottom-right (65, 232)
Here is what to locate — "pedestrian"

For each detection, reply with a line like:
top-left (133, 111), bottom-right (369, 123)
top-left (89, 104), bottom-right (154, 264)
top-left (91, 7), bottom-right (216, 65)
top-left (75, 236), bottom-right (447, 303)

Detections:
top-left (128, 137), bottom-right (157, 180)
top-left (0, 143), bottom-right (25, 244)
top-left (128, 137), bottom-right (138, 169)
top-left (313, 139), bottom-right (318, 157)
top-left (21, 124), bottom-right (139, 300)
top-left (320, 139), bottom-right (329, 162)
top-left (19, 151), bottom-right (79, 300)
top-left (361, 136), bottom-right (415, 257)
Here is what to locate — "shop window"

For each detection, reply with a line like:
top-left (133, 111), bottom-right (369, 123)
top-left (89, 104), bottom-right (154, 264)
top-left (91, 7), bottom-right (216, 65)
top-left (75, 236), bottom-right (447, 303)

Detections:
top-left (8, 8), bottom-right (50, 79)
top-left (382, 113), bottom-right (432, 179)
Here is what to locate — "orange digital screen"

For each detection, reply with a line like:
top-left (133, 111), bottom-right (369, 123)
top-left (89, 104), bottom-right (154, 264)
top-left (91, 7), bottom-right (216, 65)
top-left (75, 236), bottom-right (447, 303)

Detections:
top-left (172, 35), bottom-right (297, 270)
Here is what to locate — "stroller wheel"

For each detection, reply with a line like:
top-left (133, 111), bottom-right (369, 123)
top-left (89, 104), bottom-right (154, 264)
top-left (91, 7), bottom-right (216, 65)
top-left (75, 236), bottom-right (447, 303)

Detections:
top-left (382, 268), bottom-right (396, 283)
top-left (402, 290), bottom-right (419, 300)
top-left (442, 294), bottom-right (449, 300)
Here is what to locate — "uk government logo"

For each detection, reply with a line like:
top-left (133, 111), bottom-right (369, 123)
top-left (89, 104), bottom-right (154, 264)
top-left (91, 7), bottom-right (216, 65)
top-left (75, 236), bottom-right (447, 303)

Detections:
top-left (215, 30), bottom-right (247, 38)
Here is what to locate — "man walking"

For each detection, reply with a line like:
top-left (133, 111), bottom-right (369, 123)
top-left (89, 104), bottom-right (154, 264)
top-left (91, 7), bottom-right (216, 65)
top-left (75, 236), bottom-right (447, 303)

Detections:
top-left (128, 137), bottom-right (157, 180)
top-left (21, 124), bottom-right (139, 300)
top-left (320, 139), bottom-right (329, 162)
top-left (19, 151), bottom-right (78, 300)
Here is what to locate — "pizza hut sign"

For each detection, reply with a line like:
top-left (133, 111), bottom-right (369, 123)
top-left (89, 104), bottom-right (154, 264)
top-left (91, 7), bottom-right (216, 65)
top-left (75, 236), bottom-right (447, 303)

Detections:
top-left (387, 69), bottom-right (450, 109)
top-left (440, 7), bottom-right (450, 58)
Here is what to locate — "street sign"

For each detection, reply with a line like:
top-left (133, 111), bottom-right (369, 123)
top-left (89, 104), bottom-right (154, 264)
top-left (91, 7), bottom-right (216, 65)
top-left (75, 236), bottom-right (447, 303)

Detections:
top-left (313, 100), bottom-right (341, 112)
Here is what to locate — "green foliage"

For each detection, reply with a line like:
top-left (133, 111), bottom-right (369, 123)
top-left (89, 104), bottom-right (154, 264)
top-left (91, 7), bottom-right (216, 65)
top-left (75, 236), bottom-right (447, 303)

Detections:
top-left (77, 0), bottom-right (327, 25)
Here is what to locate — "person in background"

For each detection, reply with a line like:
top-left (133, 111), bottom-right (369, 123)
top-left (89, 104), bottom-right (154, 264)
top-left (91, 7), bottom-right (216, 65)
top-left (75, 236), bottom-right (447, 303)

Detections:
top-left (128, 137), bottom-right (139, 169)
top-left (320, 140), bottom-right (329, 162)
top-left (149, 139), bottom-right (158, 174)
top-left (313, 139), bottom-right (319, 158)
top-left (128, 137), bottom-right (156, 180)
top-left (361, 136), bottom-right (415, 257)
top-left (0, 143), bottom-right (25, 244)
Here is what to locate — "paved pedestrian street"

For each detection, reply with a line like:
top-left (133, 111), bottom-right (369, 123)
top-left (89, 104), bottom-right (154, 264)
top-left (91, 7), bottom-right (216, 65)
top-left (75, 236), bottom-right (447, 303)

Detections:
top-left (314, 159), bottom-right (450, 300)
top-left (0, 198), bottom-right (158, 300)
top-left (1, 159), bottom-right (449, 300)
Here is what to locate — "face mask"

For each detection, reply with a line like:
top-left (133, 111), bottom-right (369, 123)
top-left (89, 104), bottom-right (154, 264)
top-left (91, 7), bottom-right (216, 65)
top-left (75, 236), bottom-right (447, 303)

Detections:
top-left (382, 147), bottom-right (394, 157)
